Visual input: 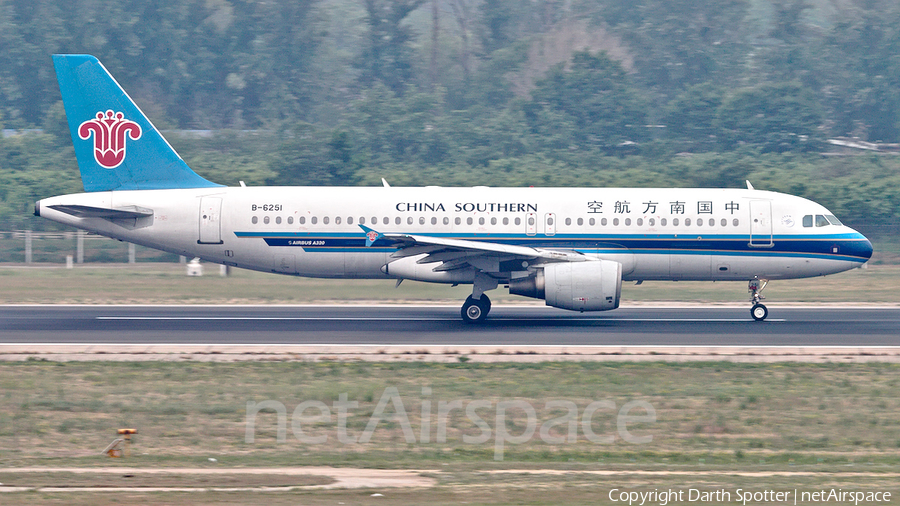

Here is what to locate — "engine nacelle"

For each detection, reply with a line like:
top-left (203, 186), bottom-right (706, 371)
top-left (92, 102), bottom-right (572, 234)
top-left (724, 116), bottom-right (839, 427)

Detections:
top-left (509, 260), bottom-right (622, 311)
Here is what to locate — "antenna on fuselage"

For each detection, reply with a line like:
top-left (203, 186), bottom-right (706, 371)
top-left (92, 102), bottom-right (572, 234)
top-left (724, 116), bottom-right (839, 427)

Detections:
top-left (381, 178), bottom-right (391, 188)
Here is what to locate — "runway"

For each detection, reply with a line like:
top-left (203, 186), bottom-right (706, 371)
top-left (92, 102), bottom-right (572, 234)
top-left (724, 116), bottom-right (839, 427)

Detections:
top-left (1, 305), bottom-right (897, 346)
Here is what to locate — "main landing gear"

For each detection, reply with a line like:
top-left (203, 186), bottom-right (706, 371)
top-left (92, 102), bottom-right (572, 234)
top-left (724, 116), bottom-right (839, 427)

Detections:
top-left (461, 272), bottom-right (498, 323)
top-left (461, 294), bottom-right (491, 323)
top-left (749, 277), bottom-right (769, 321)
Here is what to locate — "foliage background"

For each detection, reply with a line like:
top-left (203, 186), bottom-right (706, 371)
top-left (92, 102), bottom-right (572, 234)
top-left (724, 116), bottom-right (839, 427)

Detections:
top-left (0, 0), bottom-right (898, 243)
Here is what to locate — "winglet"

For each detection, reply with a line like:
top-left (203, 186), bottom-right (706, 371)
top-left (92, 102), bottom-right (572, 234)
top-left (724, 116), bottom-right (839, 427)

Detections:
top-left (746, 180), bottom-right (755, 190)
top-left (359, 225), bottom-right (384, 247)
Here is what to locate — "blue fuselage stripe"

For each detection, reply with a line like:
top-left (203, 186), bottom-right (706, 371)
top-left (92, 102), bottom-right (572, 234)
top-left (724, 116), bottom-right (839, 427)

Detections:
top-left (236, 231), bottom-right (871, 262)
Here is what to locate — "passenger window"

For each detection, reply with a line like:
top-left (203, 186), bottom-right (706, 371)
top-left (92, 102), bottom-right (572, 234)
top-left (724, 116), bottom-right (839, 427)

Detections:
top-left (276, 216), bottom-right (282, 224)
top-left (732, 218), bottom-right (739, 226)
top-left (383, 217), bottom-right (389, 225)
top-left (311, 217), bottom-right (317, 225)
top-left (565, 218), bottom-right (572, 226)
top-left (720, 218), bottom-right (726, 227)
top-left (515, 217), bottom-right (521, 225)
top-left (431, 217), bottom-right (437, 225)
top-left (601, 218), bottom-right (607, 226)
top-left (624, 218), bottom-right (631, 226)
top-left (696, 218), bottom-right (702, 227)
top-left (589, 218), bottom-right (595, 226)
top-left (406, 217), bottom-right (412, 225)
top-left (395, 217), bottom-right (401, 225)
top-left (299, 217), bottom-right (306, 225)
top-left (287, 217), bottom-right (294, 224)
top-left (708, 218), bottom-right (715, 226)
top-left (419, 217), bottom-right (425, 225)
top-left (637, 218), bottom-right (643, 226)
top-left (491, 217), bottom-right (497, 225)
top-left (467, 217), bottom-right (473, 225)
top-left (802, 215), bottom-right (812, 227)
top-left (815, 215), bottom-right (829, 227)
top-left (264, 216), bottom-right (270, 224)
top-left (348, 217), bottom-right (354, 225)
top-left (661, 218), bottom-right (667, 226)
top-left (503, 217), bottom-right (509, 225)
top-left (359, 217), bottom-right (365, 225)
top-left (577, 218), bottom-right (583, 226)
top-left (613, 218), bottom-right (619, 226)
top-left (455, 217), bottom-right (461, 225)
top-left (443, 217), bottom-right (449, 225)
top-left (252, 216), bottom-right (258, 224)
top-left (528, 217), bottom-right (535, 226)
top-left (685, 218), bottom-right (691, 226)
top-left (478, 217), bottom-right (485, 225)
top-left (673, 218), bottom-right (679, 226)
top-left (335, 217), bottom-right (341, 225)
top-left (323, 217), bottom-right (329, 225)
top-left (649, 218), bottom-right (655, 226)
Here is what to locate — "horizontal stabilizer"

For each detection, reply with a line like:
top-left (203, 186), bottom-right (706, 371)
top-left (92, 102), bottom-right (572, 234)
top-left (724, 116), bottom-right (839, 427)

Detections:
top-left (47, 204), bottom-right (153, 219)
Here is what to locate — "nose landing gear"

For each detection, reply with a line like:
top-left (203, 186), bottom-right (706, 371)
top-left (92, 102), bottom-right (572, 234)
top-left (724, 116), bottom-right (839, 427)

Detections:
top-left (749, 277), bottom-right (769, 321)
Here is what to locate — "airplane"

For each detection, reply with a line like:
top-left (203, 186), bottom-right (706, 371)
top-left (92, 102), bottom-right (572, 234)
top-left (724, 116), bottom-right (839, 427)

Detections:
top-left (35, 55), bottom-right (874, 323)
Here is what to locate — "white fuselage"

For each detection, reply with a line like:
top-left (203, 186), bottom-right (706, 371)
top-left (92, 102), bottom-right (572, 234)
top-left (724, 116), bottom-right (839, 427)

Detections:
top-left (36, 186), bottom-right (871, 284)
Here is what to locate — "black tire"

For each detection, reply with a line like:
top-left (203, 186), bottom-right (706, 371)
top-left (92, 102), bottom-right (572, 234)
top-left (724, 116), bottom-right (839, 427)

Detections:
top-left (461, 295), bottom-right (490, 323)
top-left (751, 303), bottom-right (768, 322)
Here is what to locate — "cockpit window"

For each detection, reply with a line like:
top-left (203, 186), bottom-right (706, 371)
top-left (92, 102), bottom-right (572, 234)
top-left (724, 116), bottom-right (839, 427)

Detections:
top-left (803, 214), bottom-right (842, 227)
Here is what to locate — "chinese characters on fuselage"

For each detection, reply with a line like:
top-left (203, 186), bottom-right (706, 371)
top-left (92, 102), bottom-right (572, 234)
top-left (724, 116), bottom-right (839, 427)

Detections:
top-left (589, 200), bottom-right (740, 214)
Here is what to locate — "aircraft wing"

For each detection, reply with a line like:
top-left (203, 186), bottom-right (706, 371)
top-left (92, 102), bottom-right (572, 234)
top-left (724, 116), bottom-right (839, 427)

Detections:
top-left (360, 225), bottom-right (586, 274)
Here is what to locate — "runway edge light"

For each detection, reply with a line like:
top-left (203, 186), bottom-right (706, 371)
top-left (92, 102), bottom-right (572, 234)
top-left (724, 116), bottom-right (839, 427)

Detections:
top-left (102, 428), bottom-right (138, 458)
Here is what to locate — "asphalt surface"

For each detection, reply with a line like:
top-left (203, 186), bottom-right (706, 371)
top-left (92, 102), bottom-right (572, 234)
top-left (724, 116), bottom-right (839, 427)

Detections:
top-left (0, 305), bottom-right (897, 346)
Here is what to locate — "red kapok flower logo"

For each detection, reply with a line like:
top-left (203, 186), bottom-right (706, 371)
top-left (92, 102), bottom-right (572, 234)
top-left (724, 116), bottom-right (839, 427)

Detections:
top-left (78, 110), bottom-right (142, 169)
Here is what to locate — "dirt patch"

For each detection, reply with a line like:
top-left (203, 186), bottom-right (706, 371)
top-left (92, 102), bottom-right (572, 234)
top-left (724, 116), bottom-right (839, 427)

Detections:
top-left (0, 467), bottom-right (435, 491)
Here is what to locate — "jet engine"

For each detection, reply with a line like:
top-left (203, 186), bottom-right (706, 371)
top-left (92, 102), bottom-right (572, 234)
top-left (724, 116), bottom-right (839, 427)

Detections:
top-left (509, 260), bottom-right (622, 311)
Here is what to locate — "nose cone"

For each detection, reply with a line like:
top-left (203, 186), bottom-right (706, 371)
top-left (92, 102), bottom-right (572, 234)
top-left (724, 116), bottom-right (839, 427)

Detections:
top-left (849, 230), bottom-right (874, 262)
top-left (860, 236), bottom-right (874, 261)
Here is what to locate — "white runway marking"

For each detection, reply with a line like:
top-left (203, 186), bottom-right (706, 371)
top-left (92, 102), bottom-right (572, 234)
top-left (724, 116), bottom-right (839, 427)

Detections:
top-left (96, 316), bottom-right (454, 321)
top-left (96, 316), bottom-right (785, 323)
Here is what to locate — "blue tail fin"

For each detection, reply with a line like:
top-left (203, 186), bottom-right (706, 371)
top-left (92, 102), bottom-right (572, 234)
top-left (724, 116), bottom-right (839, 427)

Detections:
top-left (52, 54), bottom-right (222, 192)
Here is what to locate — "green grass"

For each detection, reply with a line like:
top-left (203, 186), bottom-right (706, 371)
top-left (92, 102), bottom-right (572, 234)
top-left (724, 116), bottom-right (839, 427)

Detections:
top-left (2, 361), bottom-right (900, 467)
top-left (1, 361), bottom-right (899, 504)
top-left (0, 263), bottom-right (897, 304)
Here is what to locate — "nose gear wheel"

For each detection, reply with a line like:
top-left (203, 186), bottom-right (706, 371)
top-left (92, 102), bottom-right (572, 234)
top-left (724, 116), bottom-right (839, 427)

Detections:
top-left (748, 278), bottom-right (769, 321)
